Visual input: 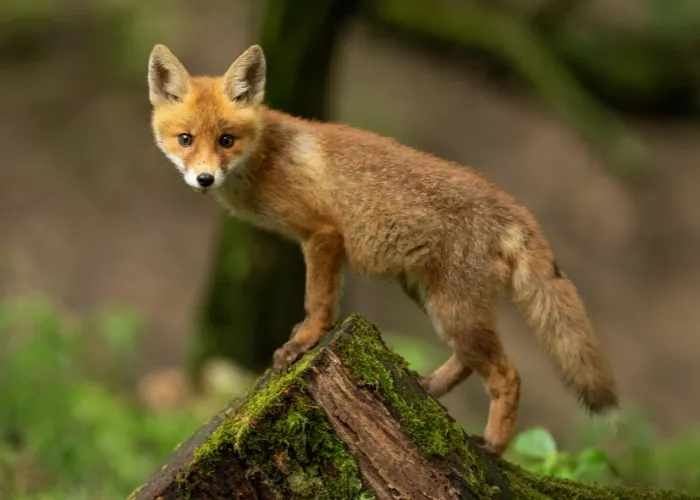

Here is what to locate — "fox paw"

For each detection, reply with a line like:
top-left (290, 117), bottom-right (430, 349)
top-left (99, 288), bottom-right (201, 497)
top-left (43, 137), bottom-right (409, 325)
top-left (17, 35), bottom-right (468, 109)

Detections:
top-left (470, 435), bottom-right (503, 460)
top-left (418, 374), bottom-right (443, 397)
top-left (419, 375), bottom-right (433, 391)
top-left (273, 341), bottom-right (308, 370)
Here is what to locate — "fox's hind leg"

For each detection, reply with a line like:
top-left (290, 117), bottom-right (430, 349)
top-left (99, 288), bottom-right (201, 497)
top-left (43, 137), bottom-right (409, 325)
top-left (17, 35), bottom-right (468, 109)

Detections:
top-left (424, 291), bottom-right (521, 458)
top-left (421, 354), bottom-right (474, 397)
top-left (398, 273), bottom-right (474, 392)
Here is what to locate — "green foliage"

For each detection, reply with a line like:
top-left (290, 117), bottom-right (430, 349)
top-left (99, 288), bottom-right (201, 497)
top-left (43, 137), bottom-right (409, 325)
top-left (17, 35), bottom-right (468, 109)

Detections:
top-left (576, 408), bottom-right (700, 494)
top-left (0, 0), bottom-right (180, 77)
top-left (508, 420), bottom-right (700, 496)
top-left (508, 427), bottom-right (618, 484)
top-left (646, 0), bottom-right (700, 42)
top-left (3, 300), bottom-right (700, 498)
top-left (0, 296), bottom-right (201, 500)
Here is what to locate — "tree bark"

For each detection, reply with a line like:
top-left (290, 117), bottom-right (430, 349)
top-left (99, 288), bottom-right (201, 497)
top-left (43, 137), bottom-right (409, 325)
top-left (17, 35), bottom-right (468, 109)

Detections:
top-left (131, 315), bottom-right (696, 500)
top-left (191, 0), bottom-right (359, 380)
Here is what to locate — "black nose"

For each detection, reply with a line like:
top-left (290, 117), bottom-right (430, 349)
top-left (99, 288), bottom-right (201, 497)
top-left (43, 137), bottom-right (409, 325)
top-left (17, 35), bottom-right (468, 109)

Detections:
top-left (196, 173), bottom-right (215, 187)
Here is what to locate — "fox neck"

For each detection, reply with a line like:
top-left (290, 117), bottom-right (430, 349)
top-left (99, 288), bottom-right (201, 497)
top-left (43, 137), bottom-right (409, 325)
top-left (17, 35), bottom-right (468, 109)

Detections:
top-left (222, 106), bottom-right (304, 186)
top-left (215, 108), bottom-right (293, 211)
top-left (214, 106), bottom-right (322, 239)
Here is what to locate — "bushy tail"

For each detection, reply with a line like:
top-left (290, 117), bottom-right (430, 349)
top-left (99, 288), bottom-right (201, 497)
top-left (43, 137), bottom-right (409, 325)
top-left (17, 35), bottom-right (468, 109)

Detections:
top-left (511, 246), bottom-right (619, 415)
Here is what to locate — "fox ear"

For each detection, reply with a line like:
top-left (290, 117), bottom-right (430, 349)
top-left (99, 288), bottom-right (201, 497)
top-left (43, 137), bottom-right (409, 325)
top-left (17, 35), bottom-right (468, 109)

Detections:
top-left (222, 45), bottom-right (266, 107)
top-left (148, 44), bottom-right (191, 105)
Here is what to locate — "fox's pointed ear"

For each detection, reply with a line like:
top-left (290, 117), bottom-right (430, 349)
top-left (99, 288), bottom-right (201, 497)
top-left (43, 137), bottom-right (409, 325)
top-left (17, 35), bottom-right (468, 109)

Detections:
top-left (222, 45), bottom-right (266, 107)
top-left (148, 44), bottom-right (191, 105)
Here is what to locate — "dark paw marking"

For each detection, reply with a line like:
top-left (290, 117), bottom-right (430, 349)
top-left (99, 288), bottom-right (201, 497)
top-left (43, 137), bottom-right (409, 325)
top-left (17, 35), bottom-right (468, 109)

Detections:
top-left (471, 435), bottom-right (502, 460)
top-left (419, 375), bottom-right (434, 392)
top-left (273, 341), bottom-right (307, 370)
top-left (552, 259), bottom-right (563, 279)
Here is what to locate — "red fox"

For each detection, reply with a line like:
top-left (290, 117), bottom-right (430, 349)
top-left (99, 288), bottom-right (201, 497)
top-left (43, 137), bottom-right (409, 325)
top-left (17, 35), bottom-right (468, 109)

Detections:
top-left (147, 43), bottom-right (619, 457)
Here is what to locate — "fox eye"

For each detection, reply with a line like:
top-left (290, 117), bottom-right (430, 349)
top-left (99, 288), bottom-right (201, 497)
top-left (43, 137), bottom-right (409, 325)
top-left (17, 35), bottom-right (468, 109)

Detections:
top-left (178, 133), bottom-right (193, 147)
top-left (219, 134), bottom-right (235, 148)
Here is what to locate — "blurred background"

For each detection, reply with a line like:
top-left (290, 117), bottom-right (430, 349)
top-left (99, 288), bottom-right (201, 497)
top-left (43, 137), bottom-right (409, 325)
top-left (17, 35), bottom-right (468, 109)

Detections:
top-left (1, 0), bottom-right (700, 498)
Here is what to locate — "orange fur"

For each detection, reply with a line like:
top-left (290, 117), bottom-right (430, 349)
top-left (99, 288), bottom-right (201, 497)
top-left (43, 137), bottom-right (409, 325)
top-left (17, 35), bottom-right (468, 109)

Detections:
top-left (147, 44), bottom-right (619, 457)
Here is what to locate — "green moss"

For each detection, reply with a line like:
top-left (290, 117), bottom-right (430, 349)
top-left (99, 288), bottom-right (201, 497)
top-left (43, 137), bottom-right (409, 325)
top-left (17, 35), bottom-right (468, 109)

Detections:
top-left (337, 314), bottom-right (500, 499)
top-left (501, 461), bottom-right (698, 500)
top-left (179, 342), bottom-right (374, 499)
top-left (236, 395), bottom-right (374, 499)
top-left (126, 484), bottom-right (143, 500)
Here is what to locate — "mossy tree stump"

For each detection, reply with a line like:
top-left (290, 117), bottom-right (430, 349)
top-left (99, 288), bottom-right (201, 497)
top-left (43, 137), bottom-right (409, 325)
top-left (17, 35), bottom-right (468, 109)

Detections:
top-left (131, 315), bottom-right (697, 499)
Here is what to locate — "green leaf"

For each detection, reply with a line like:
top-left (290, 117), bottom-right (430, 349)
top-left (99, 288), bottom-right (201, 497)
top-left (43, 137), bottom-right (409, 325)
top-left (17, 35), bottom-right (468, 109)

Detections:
top-left (511, 427), bottom-right (558, 459)
top-left (576, 447), bottom-right (614, 468)
top-left (573, 447), bottom-right (618, 484)
top-left (543, 453), bottom-right (559, 475)
top-left (552, 462), bottom-right (577, 480)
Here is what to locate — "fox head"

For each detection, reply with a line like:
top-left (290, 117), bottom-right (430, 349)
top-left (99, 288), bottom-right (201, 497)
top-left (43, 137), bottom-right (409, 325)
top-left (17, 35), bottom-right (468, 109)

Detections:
top-left (147, 44), bottom-right (266, 192)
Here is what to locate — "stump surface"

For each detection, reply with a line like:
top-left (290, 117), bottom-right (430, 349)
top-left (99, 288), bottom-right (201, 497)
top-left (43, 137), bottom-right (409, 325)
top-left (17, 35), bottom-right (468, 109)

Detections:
top-left (130, 315), bottom-right (699, 500)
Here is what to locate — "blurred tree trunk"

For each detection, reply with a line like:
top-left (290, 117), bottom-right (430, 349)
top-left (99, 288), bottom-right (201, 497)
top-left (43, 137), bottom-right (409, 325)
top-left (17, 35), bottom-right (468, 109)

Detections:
top-left (365, 0), bottom-right (646, 178)
top-left (191, 0), bottom-right (359, 381)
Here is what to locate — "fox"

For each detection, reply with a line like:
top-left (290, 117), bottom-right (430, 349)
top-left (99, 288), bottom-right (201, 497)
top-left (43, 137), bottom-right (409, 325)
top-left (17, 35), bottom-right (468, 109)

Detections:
top-left (147, 43), bottom-right (619, 457)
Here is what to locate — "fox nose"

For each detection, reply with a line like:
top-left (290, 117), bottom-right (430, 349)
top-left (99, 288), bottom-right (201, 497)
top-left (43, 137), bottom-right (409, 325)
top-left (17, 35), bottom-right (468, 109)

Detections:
top-left (196, 173), bottom-right (215, 187)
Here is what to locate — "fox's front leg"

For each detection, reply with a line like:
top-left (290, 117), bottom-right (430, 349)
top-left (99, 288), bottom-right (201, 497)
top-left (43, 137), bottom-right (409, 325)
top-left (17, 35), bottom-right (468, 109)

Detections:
top-left (273, 229), bottom-right (344, 369)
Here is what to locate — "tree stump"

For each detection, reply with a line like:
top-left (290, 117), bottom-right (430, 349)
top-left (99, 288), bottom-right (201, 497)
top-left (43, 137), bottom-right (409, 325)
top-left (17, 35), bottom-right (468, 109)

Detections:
top-left (130, 314), bottom-right (697, 499)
